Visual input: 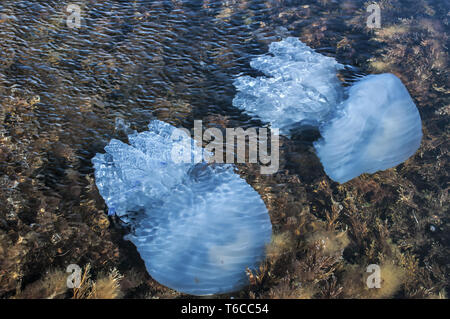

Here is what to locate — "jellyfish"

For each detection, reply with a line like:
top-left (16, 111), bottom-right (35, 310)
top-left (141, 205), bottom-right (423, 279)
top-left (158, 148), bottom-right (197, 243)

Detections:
top-left (314, 73), bottom-right (423, 183)
top-left (92, 120), bottom-right (272, 295)
top-left (233, 38), bottom-right (423, 183)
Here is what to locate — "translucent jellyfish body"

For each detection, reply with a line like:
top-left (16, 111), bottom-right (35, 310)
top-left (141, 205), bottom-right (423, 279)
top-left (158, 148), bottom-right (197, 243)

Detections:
top-left (92, 120), bottom-right (272, 295)
top-left (233, 38), bottom-right (423, 183)
top-left (233, 37), bottom-right (344, 135)
top-left (314, 74), bottom-right (423, 183)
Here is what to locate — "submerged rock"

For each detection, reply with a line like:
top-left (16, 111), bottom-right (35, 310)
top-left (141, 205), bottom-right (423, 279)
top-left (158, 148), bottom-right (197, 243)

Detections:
top-left (92, 120), bottom-right (272, 295)
top-left (314, 74), bottom-right (423, 183)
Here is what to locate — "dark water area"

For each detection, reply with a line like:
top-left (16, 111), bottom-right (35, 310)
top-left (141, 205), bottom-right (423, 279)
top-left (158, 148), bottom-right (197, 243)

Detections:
top-left (0, 0), bottom-right (448, 298)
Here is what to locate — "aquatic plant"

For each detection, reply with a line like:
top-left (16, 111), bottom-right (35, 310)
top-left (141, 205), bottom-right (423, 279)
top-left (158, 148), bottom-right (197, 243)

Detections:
top-left (71, 264), bottom-right (123, 299)
top-left (13, 270), bottom-right (68, 299)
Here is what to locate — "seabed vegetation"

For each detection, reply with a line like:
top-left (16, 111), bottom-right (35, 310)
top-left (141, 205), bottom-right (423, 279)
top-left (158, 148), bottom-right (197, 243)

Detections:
top-left (0, 0), bottom-right (448, 299)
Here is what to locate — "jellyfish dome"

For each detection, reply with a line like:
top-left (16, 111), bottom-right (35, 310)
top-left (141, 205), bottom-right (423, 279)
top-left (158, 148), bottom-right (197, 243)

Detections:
top-left (92, 120), bottom-right (272, 295)
top-left (314, 73), bottom-right (423, 183)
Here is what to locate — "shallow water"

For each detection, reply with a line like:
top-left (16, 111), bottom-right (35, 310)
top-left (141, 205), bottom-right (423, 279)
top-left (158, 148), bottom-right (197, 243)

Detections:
top-left (0, 0), bottom-right (448, 298)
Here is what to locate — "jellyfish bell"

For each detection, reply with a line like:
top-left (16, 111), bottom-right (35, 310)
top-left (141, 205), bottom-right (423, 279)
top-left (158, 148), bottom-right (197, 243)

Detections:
top-left (92, 120), bottom-right (272, 295)
top-left (131, 163), bottom-right (272, 295)
top-left (314, 73), bottom-right (423, 183)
